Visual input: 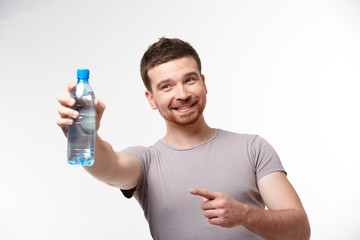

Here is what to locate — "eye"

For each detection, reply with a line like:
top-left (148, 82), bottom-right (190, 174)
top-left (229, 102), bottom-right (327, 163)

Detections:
top-left (185, 78), bottom-right (195, 83)
top-left (161, 84), bottom-right (171, 90)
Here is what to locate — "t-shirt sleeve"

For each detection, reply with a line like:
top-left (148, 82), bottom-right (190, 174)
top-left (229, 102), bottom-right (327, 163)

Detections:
top-left (120, 146), bottom-right (150, 199)
top-left (251, 136), bottom-right (286, 181)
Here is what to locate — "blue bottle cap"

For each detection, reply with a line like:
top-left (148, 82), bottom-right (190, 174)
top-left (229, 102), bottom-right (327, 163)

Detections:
top-left (77, 69), bottom-right (90, 79)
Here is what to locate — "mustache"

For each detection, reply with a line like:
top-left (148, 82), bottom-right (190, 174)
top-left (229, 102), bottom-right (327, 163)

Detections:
top-left (170, 97), bottom-right (196, 109)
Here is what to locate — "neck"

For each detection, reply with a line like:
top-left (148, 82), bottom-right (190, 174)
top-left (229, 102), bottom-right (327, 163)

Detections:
top-left (164, 115), bottom-right (215, 149)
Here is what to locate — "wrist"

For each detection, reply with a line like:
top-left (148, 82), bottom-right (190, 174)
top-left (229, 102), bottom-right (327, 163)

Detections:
top-left (240, 203), bottom-right (253, 226)
top-left (239, 203), bottom-right (265, 229)
top-left (232, 201), bottom-right (254, 227)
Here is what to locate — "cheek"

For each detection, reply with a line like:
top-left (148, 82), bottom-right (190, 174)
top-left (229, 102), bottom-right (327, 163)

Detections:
top-left (196, 88), bottom-right (207, 98)
top-left (155, 95), bottom-right (172, 108)
top-left (193, 83), bottom-right (207, 96)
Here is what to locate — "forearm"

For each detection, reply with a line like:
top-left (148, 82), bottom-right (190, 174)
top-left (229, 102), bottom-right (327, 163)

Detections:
top-left (242, 205), bottom-right (310, 240)
top-left (83, 134), bottom-right (119, 184)
top-left (82, 134), bottom-right (140, 189)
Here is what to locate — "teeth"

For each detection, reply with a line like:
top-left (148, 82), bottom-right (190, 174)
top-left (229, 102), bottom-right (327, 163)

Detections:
top-left (178, 105), bottom-right (191, 110)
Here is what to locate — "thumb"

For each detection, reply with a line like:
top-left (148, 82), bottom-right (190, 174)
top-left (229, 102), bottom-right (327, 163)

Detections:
top-left (94, 99), bottom-right (106, 132)
top-left (95, 99), bottom-right (106, 119)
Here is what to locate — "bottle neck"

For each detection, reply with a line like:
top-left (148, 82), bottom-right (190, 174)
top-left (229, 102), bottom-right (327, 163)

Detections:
top-left (77, 78), bottom-right (89, 83)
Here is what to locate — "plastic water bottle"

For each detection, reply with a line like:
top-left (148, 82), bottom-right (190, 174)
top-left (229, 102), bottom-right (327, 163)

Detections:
top-left (67, 69), bottom-right (95, 166)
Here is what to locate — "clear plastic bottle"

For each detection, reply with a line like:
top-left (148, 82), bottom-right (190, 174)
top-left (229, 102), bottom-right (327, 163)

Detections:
top-left (67, 69), bottom-right (95, 166)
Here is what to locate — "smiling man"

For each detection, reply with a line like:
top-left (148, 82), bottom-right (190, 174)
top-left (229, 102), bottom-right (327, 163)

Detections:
top-left (146, 57), bottom-right (207, 127)
top-left (57, 37), bottom-right (310, 239)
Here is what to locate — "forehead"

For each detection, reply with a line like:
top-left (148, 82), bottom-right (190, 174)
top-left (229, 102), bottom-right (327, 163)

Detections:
top-left (148, 56), bottom-right (200, 85)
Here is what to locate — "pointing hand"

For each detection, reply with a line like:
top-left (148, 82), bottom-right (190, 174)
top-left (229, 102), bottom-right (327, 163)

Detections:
top-left (190, 188), bottom-right (249, 228)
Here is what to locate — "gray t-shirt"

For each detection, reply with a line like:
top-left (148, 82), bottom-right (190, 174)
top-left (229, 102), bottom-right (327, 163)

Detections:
top-left (121, 129), bottom-right (285, 240)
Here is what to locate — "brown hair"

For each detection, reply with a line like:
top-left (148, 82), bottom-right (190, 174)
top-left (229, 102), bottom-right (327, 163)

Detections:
top-left (140, 37), bottom-right (202, 92)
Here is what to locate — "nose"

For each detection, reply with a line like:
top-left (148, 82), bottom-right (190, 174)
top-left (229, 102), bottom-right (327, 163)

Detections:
top-left (175, 84), bottom-right (190, 100)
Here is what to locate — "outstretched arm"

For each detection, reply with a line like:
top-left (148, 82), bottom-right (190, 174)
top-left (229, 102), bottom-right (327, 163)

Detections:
top-left (190, 172), bottom-right (310, 240)
top-left (57, 82), bottom-right (140, 190)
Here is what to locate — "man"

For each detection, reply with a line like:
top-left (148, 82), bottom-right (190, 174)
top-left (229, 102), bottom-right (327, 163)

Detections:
top-left (57, 38), bottom-right (310, 239)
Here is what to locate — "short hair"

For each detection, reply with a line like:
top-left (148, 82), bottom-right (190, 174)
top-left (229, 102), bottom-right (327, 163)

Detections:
top-left (140, 37), bottom-right (202, 92)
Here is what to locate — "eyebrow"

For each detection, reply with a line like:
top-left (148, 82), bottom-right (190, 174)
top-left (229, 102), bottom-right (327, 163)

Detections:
top-left (183, 71), bottom-right (201, 78)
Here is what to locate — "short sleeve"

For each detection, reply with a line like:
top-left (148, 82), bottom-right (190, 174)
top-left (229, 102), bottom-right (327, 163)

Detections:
top-left (251, 136), bottom-right (286, 181)
top-left (120, 146), bottom-right (151, 200)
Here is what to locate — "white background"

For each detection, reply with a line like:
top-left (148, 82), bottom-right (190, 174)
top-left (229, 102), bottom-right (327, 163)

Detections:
top-left (1, 0), bottom-right (359, 239)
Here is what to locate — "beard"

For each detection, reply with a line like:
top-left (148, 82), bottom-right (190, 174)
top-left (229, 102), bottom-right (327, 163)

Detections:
top-left (157, 96), bottom-right (206, 126)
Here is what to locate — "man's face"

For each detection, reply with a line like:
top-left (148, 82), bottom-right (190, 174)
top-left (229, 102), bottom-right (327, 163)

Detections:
top-left (145, 56), bottom-right (207, 126)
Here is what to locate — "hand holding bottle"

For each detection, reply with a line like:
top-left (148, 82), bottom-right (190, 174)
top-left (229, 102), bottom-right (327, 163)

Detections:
top-left (56, 82), bottom-right (106, 137)
top-left (57, 69), bottom-right (106, 165)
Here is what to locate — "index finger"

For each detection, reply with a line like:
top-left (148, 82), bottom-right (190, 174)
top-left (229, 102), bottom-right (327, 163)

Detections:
top-left (189, 188), bottom-right (219, 200)
top-left (57, 93), bottom-right (75, 107)
top-left (67, 82), bottom-right (76, 94)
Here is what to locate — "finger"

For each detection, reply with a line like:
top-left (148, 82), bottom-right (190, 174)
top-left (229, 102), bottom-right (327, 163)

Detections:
top-left (56, 118), bottom-right (73, 127)
top-left (67, 82), bottom-right (76, 94)
top-left (94, 99), bottom-right (106, 119)
top-left (200, 198), bottom-right (217, 210)
top-left (58, 106), bottom-right (79, 119)
top-left (190, 188), bottom-right (218, 200)
top-left (201, 197), bottom-right (210, 204)
top-left (57, 93), bottom-right (75, 107)
top-left (56, 118), bottom-right (72, 137)
top-left (208, 217), bottom-right (224, 227)
top-left (203, 209), bottom-right (219, 219)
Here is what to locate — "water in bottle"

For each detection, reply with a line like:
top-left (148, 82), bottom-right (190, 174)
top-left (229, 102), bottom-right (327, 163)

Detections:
top-left (67, 69), bottom-right (95, 166)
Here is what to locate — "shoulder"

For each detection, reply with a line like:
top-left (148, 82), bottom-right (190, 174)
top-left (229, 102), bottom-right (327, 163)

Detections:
top-left (121, 139), bottom-right (165, 162)
top-left (215, 129), bottom-right (278, 158)
top-left (122, 145), bottom-right (150, 156)
top-left (215, 128), bottom-right (259, 143)
top-left (217, 128), bottom-right (274, 143)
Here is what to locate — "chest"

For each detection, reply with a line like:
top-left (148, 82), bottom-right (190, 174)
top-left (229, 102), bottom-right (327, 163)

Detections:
top-left (144, 149), bottom-right (263, 227)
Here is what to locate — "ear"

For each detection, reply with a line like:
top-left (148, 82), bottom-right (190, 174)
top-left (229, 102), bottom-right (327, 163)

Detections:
top-left (201, 74), bottom-right (208, 94)
top-left (145, 90), bottom-right (158, 110)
